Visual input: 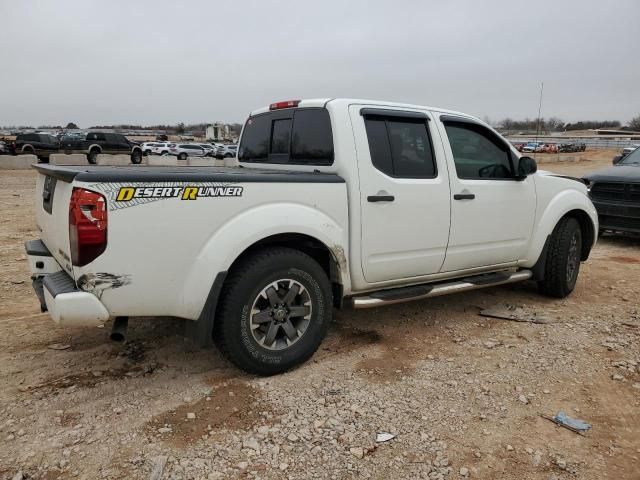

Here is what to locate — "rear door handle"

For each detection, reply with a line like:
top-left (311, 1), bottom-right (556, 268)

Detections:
top-left (367, 195), bottom-right (395, 202)
top-left (453, 193), bottom-right (475, 200)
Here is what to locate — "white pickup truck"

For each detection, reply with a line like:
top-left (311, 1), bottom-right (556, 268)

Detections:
top-left (25, 98), bottom-right (598, 374)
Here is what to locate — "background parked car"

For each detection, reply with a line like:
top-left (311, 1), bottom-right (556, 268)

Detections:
top-left (0, 140), bottom-right (13, 154)
top-left (141, 142), bottom-right (174, 155)
top-left (215, 144), bottom-right (238, 159)
top-left (13, 133), bottom-right (60, 161)
top-left (522, 142), bottom-right (542, 153)
top-left (195, 143), bottom-right (216, 156)
top-left (168, 144), bottom-right (211, 160)
top-left (141, 142), bottom-right (158, 155)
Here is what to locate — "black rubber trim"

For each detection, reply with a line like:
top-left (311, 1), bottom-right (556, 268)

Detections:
top-left (32, 164), bottom-right (345, 184)
top-left (549, 174), bottom-right (587, 185)
top-left (461, 272), bottom-right (511, 285)
top-left (43, 270), bottom-right (77, 298)
top-left (360, 108), bottom-right (429, 120)
top-left (25, 239), bottom-right (52, 257)
top-left (186, 271), bottom-right (228, 348)
top-left (369, 284), bottom-right (434, 301)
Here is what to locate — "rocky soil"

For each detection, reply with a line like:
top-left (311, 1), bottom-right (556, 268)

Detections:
top-left (0, 151), bottom-right (638, 479)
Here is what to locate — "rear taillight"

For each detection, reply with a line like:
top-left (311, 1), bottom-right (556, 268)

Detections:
top-left (69, 188), bottom-right (107, 266)
top-left (269, 100), bottom-right (300, 110)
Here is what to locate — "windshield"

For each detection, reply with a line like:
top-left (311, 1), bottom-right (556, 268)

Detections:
top-left (620, 147), bottom-right (640, 166)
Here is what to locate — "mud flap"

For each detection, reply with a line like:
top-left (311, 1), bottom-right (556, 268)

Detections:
top-left (185, 271), bottom-right (227, 348)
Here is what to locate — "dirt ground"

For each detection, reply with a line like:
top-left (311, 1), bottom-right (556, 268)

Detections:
top-left (0, 150), bottom-right (638, 480)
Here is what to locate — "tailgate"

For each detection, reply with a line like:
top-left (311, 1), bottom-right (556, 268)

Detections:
top-left (35, 169), bottom-right (75, 276)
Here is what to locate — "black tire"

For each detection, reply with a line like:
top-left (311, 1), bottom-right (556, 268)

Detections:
top-left (178, 153), bottom-right (187, 160)
top-left (87, 149), bottom-right (99, 164)
top-left (161, 151), bottom-right (168, 156)
top-left (213, 247), bottom-right (332, 375)
top-left (224, 153), bottom-right (232, 158)
top-left (23, 146), bottom-right (35, 155)
top-left (144, 149), bottom-right (151, 156)
top-left (131, 149), bottom-right (142, 164)
top-left (539, 217), bottom-right (582, 298)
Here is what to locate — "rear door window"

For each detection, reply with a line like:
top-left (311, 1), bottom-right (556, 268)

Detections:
top-left (239, 108), bottom-right (333, 165)
top-left (363, 115), bottom-right (437, 178)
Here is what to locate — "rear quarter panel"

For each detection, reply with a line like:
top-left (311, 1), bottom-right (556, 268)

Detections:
top-left (71, 179), bottom-right (349, 320)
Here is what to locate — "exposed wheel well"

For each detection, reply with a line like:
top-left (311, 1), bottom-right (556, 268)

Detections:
top-left (228, 233), bottom-right (344, 307)
top-left (565, 209), bottom-right (595, 260)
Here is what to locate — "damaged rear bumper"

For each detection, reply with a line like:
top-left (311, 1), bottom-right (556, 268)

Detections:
top-left (26, 240), bottom-right (109, 327)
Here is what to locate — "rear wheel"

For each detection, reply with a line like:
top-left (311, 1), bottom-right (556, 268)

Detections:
top-left (87, 148), bottom-right (99, 164)
top-left (131, 149), bottom-right (142, 164)
top-left (539, 217), bottom-right (582, 298)
top-left (213, 247), bottom-right (332, 375)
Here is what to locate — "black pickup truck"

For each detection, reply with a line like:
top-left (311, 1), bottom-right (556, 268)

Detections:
top-left (13, 133), bottom-right (60, 161)
top-left (61, 132), bottom-right (143, 164)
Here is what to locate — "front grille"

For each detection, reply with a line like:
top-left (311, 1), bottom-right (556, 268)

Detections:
top-left (590, 182), bottom-right (628, 201)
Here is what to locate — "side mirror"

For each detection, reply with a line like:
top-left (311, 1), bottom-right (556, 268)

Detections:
top-left (612, 155), bottom-right (622, 165)
top-left (516, 156), bottom-right (537, 180)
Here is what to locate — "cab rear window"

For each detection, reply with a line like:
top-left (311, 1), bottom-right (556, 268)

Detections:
top-left (238, 108), bottom-right (334, 165)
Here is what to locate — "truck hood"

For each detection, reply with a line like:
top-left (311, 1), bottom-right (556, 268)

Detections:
top-left (583, 165), bottom-right (640, 183)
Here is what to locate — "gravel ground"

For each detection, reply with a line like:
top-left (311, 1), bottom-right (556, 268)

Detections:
top-left (0, 151), bottom-right (639, 480)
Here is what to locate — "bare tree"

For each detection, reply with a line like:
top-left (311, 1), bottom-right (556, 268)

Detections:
top-left (629, 115), bottom-right (640, 131)
top-left (546, 117), bottom-right (564, 132)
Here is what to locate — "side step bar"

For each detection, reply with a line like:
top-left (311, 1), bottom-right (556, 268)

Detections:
top-left (352, 270), bottom-right (533, 309)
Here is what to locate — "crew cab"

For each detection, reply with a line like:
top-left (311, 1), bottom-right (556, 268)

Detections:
top-left (61, 132), bottom-right (143, 164)
top-left (25, 98), bottom-right (598, 375)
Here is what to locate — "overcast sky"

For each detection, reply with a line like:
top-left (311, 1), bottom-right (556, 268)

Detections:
top-left (1, 0), bottom-right (638, 127)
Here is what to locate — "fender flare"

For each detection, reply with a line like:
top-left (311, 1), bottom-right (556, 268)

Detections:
top-left (522, 189), bottom-right (598, 269)
top-left (179, 202), bottom-right (349, 322)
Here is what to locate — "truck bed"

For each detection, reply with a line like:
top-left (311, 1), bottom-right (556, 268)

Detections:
top-left (32, 164), bottom-right (345, 184)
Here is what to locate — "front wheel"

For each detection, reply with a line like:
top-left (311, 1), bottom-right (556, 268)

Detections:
top-left (87, 149), bottom-right (99, 164)
top-left (131, 150), bottom-right (142, 164)
top-left (177, 153), bottom-right (187, 160)
top-left (213, 247), bottom-right (332, 375)
top-left (538, 217), bottom-right (582, 298)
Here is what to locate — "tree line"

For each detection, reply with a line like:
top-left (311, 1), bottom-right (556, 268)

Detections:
top-left (497, 115), bottom-right (640, 133)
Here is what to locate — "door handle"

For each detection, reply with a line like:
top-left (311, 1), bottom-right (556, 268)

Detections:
top-left (453, 193), bottom-right (475, 200)
top-left (367, 195), bottom-right (395, 202)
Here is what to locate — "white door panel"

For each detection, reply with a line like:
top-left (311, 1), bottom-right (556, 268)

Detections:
top-left (435, 118), bottom-right (536, 272)
top-left (349, 105), bottom-right (451, 283)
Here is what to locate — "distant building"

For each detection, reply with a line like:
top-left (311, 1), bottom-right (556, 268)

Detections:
top-left (206, 123), bottom-right (232, 142)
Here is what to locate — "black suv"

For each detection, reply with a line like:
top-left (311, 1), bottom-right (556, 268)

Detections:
top-left (61, 132), bottom-right (143, 164)
top-left (13, 133), bottom-right (60, 161)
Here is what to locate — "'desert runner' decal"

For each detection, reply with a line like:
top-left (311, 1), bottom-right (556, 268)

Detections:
top-left (88, 182), bottom-right (243, 211)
